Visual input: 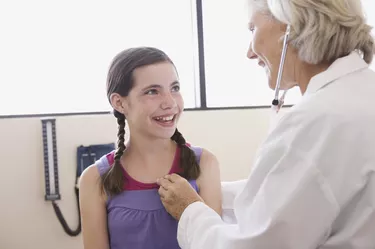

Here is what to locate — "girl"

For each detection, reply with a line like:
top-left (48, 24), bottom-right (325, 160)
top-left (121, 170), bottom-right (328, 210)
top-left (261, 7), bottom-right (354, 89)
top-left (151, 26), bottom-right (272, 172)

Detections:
top-left (79, 47), bottom-right (222, 249)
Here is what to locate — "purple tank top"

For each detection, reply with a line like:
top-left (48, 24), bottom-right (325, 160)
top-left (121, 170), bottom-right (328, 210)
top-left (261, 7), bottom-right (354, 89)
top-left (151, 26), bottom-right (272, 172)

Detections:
top-left (95, 146), bottom-right (203, 249)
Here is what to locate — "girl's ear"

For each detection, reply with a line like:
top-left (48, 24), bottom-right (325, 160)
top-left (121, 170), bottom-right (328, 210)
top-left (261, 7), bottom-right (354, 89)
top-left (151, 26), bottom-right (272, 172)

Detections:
top-left (110, 93), bottom-right (129, 116)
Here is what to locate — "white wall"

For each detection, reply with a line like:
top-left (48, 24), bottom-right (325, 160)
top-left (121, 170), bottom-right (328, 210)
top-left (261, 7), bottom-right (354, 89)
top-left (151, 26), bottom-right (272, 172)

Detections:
top-left (0, 108), bottom-right (279, 249)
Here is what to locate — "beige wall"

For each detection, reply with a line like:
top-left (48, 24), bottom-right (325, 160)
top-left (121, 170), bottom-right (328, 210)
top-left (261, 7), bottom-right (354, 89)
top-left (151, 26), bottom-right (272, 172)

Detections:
top-left (0, 108), bottom-right (278, 249)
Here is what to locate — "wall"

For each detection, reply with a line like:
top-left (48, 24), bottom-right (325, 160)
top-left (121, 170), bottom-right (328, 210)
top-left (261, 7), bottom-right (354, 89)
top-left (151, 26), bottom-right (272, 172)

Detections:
top-left (0, 108), bottom-right (279, 249)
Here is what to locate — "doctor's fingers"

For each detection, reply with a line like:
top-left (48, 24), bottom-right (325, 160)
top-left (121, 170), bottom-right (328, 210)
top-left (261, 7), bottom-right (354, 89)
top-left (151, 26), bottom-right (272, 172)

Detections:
top-left (157, 177), bottom-right (173, 190)
top-left (158, 186), bottom-right (176, 202)
top-left (158, 186), bottom-right (167, 199)
top-left (163, 173), bottom-right (183, 183)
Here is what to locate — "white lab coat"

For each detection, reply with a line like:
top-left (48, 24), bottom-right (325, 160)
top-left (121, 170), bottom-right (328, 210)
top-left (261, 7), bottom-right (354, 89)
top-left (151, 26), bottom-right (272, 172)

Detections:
top-left (177, 51), bottom-right (375, 249)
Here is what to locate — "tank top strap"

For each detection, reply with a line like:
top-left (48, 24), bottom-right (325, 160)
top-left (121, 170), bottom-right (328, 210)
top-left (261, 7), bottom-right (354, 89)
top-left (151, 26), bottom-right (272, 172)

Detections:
top-left (95, 151), bottom-right (114, 176)
top-left (170, 144), bottom-right (203, 174)
top-left (186, 145), bottom-right (203, 192)
top-left (187, 145), bottom-right (203, 164)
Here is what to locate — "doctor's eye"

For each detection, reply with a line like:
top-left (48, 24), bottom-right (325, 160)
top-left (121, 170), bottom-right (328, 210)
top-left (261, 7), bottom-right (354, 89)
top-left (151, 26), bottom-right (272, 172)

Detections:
top-left (171, 85), bottom-right (180, 92)
top-left (248, 23), bottom-right (255, 34)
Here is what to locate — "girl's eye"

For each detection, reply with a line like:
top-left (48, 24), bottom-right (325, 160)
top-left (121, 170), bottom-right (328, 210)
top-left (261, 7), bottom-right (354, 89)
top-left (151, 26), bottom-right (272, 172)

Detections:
top-left (145, 89), bottom-right (158, 95)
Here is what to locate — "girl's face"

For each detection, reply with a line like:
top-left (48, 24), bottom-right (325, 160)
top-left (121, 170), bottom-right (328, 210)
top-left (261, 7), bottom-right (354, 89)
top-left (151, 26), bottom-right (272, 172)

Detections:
top-left (111, 62), bottom-right (184, 140)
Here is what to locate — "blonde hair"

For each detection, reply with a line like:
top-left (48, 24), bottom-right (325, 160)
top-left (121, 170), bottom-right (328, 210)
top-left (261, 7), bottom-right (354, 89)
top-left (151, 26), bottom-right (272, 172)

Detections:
top-left (248, 0), bottom-right (375, 64)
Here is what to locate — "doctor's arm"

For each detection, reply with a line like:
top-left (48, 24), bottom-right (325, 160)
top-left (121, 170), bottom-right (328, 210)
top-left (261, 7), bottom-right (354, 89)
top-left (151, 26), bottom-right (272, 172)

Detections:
top-left (177, 115), bottom-right (342, 249)
top-left (178, 165), bottom-right (339, 248)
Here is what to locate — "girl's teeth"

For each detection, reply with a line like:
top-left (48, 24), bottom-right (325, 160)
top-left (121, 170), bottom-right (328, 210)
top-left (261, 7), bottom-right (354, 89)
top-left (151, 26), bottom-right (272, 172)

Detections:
top-left (155, 115), bottom-right (174, 121)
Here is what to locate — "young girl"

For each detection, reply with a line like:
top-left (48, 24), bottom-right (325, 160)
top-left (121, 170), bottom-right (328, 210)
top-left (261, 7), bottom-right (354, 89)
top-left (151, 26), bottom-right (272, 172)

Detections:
top-left (79, 47), bottom-right (222, 249)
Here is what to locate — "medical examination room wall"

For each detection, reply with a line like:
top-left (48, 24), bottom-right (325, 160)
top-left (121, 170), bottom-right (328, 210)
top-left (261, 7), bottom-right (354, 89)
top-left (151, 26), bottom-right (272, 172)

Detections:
top-left (0, 108), bottom-right (279, 249)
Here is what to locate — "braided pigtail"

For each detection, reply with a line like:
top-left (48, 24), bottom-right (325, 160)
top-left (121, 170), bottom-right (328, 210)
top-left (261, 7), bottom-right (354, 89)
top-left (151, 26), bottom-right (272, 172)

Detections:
top-left (171, 129), bottom-right (200, 180)
top-left (100, 111), bottom-right (126, 196)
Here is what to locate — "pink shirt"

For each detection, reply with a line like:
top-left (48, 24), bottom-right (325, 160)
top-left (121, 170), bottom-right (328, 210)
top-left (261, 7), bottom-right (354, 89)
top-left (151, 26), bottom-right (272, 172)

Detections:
top-left (106, 146), bottom-right (182, 190)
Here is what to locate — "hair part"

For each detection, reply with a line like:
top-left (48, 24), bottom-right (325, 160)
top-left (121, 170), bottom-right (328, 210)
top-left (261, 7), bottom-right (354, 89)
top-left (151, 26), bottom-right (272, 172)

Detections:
top-left (248, 0), bottom-right (375, 64)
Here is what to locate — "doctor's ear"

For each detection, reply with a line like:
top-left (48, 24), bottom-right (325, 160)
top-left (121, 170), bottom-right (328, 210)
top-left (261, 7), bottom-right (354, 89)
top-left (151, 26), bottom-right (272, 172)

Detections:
top-left (110, 93), bottom-right (129, 116)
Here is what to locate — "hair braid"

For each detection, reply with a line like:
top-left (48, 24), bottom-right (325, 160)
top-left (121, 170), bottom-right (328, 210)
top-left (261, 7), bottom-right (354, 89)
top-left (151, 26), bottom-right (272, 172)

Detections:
top-left (171, 129), bottom-right (200, 180)
top-left (101, 111), bottom-right (126, 196)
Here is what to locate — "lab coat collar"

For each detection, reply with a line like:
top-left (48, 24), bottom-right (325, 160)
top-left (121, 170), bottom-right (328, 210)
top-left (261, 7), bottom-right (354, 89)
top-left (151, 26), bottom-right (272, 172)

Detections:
top-left (305, 51), bottom-right (369, 94)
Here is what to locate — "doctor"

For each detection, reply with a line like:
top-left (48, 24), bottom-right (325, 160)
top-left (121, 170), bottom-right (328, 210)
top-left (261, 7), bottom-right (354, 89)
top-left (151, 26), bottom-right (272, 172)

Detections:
top-left (157, 0), bottom-right (375, 248)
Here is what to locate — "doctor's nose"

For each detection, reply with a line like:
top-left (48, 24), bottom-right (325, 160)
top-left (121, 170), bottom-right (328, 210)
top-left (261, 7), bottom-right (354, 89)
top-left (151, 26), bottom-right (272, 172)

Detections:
top-left (247, 43), bottom-right (258, 60)
top-left (161, 93), bottom-right (177, 110)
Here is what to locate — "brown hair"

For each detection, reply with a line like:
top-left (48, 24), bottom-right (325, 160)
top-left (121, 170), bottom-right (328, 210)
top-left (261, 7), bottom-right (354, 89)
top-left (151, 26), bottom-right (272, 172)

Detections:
top-left (101, 47), bottom-right (200, 196)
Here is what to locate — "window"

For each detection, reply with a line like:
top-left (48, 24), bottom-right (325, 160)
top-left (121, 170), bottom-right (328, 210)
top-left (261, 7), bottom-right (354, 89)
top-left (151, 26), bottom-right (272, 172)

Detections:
top-left (201, 0), bottom-right (375, 108)
top-left (0, 0), bottom-right (199, 116)
top-left (201, 0), bottom-right (301, 108)
top-left (2, 1), bottom-right (375, 116)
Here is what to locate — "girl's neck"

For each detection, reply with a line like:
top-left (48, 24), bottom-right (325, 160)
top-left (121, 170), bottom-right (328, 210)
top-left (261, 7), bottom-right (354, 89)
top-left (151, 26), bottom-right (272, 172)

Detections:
top-left (123, 134), bottom-right (177, 169)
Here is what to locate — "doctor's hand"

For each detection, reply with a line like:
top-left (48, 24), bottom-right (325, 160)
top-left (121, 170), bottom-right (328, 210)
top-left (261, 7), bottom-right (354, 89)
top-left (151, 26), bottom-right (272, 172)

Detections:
top-left (157, 173), bottom-right (203, 220)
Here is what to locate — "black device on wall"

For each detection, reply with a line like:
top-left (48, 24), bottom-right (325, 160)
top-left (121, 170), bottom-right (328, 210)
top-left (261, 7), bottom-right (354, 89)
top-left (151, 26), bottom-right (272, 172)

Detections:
top-left (42, 118), bottom-right (115, 236)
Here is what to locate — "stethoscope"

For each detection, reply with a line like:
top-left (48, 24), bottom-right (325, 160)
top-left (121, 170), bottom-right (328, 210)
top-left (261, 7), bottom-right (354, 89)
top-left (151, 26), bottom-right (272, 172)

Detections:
top-left (271, 24), bottom-right (291, 109)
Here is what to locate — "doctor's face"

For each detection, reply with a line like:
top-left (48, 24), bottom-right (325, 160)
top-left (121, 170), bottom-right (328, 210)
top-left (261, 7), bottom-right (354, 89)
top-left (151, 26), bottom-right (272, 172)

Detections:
top-left (247, 11), bottom-right (295, 90)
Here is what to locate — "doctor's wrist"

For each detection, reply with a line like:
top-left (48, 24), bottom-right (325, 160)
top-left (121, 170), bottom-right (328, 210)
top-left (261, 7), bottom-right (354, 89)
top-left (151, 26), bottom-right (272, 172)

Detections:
top-left (177, 198), bottom-right (203, 220)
